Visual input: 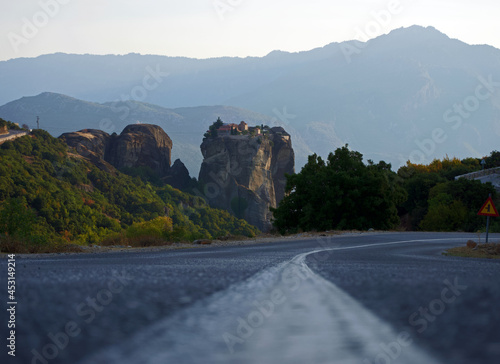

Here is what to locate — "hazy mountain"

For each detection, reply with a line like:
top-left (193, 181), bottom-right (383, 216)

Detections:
top-left (227, 26), bottom-right (500, 166)
top-left (2, 25), bottom-right (500, 168)
top-left (0, 92), bottom-right (283, 175)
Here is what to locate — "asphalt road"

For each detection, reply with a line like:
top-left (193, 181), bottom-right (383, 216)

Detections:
top-left (1, 232), bottom-right (499, 364)
top-left (0, 130), bottom-right (29, 144)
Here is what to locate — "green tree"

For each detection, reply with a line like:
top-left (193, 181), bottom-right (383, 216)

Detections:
top-left (397, 157), bottom-right (482, 229)
top-left (272, 146), bottom-right (406, 233)
top-left (484, 151), bottom-right (500, 168)
top-left (420, 196), bottom-right (468, 232)
top-left (419, 179), bottom-right (497, 232)
top-left (0, 118), bottom-right (22, 131)
top-left (204, 117), bottom-right (224, 139)
top-left (0, 197), bottom-right (36, 237)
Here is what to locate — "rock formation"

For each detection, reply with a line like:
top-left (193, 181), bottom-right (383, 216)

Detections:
top-left (60, 124), bottom-right (190, 189)
top-left (106, 124), bottom-right (172, 177)
top-left (198, 126), bottom-right (294, 231)
top-left (60, 129), bottom-right (116, 173)
top-left (164, 159), bottom-right (191, 190)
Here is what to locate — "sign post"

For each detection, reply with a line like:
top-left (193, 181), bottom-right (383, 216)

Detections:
top-left (477, 194), bottom-right (499, 243)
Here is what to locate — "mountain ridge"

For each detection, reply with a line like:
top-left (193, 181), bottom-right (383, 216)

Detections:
top-left (2, 26), bottom-right (500, 169)
top-left (0, 92), bottom-right (292, 175)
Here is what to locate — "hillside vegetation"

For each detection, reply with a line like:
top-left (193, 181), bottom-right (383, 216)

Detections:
top-left (0, 124), bottom-right (258, 253)
top-left (272, 145), bottom-right (500, 234)
top-left (0, 119), bottom-right (22, 132)
top-left (2, 120), bottom-right (499, 253)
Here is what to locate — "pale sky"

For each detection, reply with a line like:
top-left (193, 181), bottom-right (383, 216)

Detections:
top-left (0, 0), bottom-right (499, 61)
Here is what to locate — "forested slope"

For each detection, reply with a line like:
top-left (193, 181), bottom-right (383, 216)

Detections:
top-left (0, 126), bottom-right (258, 252)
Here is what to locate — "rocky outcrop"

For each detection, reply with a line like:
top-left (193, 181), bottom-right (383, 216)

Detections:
top-left (60, 124), bottom-right (190, 189)
top-left (164, 159), bottom-right (192, 190)
top-left (60, 129), bottom-right (116, 173)
top-left (198, 127), bottom-right (294, 231)
top-left (106, 124), bottom-right (172, 177)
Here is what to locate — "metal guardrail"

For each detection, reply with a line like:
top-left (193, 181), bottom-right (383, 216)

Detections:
top-left (455, 167), bottom-right (500, 180)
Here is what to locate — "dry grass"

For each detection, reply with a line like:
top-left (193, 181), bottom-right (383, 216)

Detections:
top-left (216, 234), bottom-right (252, 241)
top-left (445, 241), bottom-right (500, 259)
top-left (127, 237), bottom-right (173, 247)
top-left (100, 233), bottom-right (173, 248)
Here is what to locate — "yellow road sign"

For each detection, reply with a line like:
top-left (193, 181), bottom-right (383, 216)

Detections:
top-left (478, 197), bottom-right (499, 217)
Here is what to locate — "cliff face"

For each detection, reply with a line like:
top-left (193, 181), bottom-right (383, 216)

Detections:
top-left (106, 124), bottom-right (172, 177)
top-left (198, 127), bottom-right (294, 231)
top-left (60, 129), bottom-right (116, 173)
top-left (60, 124), bottom-right (190, 189)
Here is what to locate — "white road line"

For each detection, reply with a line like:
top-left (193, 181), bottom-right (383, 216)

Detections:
top-left (78, 238), bottom-right (459, 364)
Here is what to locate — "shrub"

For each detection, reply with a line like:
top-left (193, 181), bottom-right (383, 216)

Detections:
top-left (126, 216), bottom-right (173, 241)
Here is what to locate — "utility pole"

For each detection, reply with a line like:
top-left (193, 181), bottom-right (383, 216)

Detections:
top-left (486, 193), bottom-right (491, 243)
top-left (36, 116), bottom-right (40, 129)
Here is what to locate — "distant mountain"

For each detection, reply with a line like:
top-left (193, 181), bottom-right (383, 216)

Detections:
top-left (2, 25), bottom-right (500, 168)
top-left (0, 48), bottom-right (338, 108)
top-left (226, 26), bottom-right (500, 166)
top-left (0, 93), bottom-right (287, 175)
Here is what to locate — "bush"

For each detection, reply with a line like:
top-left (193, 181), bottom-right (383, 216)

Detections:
top-left (419, 179), bottom-right (497, 232)
top-left (126, 216), bottom-right (173, 241)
